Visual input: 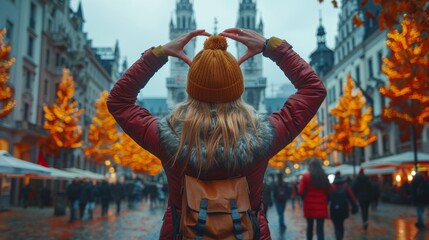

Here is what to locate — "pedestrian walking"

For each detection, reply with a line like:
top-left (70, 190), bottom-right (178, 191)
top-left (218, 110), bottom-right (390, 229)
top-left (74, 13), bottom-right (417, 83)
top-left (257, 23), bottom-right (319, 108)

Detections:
top-left (273, 173), bottom-right (291, 231)
top-left (329, 171), bottom-right (358, 240)
top-left (411, 172), bottom-right (429, 230)
top-left (66, 178), bottom-right (81, 223)
top-left (262, 176), bottom-right (273, 218)
top-left (107, 28), bottom-right (326, 239)
top-left (38, 186), bottom-right (50, 208)
top-left (112, 181), bottom-right (125, 214)
top-left (299, 159), bottom-right (330, 240)
top-left (352, 168), bottom-right (373, 230)
top-left (79, 179), bottom-right (89, 220)
top-left (84, 180), bottom-right (98, 220)
top-left (98, 180), bottom-right (112, 217)
top-left (20, 183), bottom-right (32, 209)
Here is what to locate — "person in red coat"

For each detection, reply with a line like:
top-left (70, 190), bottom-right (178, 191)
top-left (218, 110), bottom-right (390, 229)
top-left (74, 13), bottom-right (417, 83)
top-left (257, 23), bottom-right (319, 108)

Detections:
top-left (299, 159), bottom-right (330, 240)
top-left (107, 28), bottom-right (326, 239)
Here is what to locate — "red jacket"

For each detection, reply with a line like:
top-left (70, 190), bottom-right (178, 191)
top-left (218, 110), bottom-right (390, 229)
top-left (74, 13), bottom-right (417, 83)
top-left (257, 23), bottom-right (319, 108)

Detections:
top-left (107, 38), bottom-right (326, 239)
top-left (298, 172), bottom-right (330, 219)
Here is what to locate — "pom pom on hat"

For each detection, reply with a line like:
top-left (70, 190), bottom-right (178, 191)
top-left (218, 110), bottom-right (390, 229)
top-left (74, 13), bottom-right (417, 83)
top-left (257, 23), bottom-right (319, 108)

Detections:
top-left (186, 35), bottom-right (244, 103)
top-left (335, 170), bottom-right (341, 176)
top-left (203, 36), bottom-right (228, 51)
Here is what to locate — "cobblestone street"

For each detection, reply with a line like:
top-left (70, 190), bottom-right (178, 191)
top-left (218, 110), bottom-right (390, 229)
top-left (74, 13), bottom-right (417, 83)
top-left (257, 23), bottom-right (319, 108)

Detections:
top-left (1, 200), bottom-right (429, 239)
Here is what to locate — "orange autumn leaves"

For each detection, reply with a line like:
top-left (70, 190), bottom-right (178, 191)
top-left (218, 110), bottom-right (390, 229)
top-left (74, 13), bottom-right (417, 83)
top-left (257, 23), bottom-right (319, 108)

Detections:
top-left (39, 72), bottom-right (162, 176)
top-left (380, 15), bottom-right (429, 129)
top-left (0, 28), bottom-right (16, 119)
top-left (269, 115), bottom-right (330, 169)
top-left (83, 91), bottom-right (162, 176)
top-left (39, 69), bottom-right (84, 156)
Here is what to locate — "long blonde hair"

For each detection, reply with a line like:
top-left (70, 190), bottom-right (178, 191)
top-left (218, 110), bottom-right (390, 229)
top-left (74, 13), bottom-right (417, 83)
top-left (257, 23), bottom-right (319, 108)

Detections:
top-left (168, 97), bottom-right (259, 172)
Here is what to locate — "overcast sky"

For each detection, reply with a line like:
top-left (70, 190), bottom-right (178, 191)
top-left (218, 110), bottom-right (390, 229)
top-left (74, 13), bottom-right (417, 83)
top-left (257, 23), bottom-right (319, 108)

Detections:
top-left (70, 0), bottom-right (340, 98)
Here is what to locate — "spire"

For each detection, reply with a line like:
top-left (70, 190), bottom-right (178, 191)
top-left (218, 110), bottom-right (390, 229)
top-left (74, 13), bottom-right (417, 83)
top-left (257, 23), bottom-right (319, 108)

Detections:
top-left (76, 0), bottom-right (84, 20)
top-left (213, 17), bottom-right (218, 35)
top-left (114, 39), bottom-right (120, 59)
top-left (317, 10), bottom-right (326, 46)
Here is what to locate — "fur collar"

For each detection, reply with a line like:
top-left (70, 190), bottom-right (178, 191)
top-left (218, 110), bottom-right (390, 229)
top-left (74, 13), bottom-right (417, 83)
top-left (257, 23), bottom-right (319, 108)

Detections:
top-left (158, 115), bottom-right (274, 170)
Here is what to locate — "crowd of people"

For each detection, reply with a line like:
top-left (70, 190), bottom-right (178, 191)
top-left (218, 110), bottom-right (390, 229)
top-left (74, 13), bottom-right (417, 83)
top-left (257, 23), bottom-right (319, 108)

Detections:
top-left (262, 158), bottom-right (429, 240)
top-left (65, 177), bottom-right (168, 224)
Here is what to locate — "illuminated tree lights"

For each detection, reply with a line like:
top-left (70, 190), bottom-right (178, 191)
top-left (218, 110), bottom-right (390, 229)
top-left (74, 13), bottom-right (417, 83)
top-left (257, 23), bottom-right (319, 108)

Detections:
top-left (380, 15), bottom-right (429, 126)
top-left (329, 74), bottom-right (377, 159)
top-left (0, 28), bottom-right (16, 118)
top-left (83, 91), bottom-right (120, 162)
top-left (39, 69), bottom-right (84, 157)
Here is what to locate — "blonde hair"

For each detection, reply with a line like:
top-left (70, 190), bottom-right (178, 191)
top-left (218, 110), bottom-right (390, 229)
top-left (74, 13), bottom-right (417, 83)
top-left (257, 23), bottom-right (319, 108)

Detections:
top-left (168, 97), bottom-right (259, 172)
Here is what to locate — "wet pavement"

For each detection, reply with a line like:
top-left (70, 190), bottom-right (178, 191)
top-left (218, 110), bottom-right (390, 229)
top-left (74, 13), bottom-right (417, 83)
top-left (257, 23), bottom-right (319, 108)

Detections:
top-left (0, 200), bottom-right (428, 240)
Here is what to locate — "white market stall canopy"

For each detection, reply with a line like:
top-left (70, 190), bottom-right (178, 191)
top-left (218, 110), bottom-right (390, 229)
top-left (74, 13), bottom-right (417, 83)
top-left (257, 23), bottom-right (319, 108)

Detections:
top-left (64, 167), bottom-right (105, 180)
top-left (361, 151), bottom-right (429, 169)
top-left (0, 150), bottom-right (51, 176)
top-left (49, 168), bottom-right (80, 179)
top-left (324, 164), bottom-right (395, 176)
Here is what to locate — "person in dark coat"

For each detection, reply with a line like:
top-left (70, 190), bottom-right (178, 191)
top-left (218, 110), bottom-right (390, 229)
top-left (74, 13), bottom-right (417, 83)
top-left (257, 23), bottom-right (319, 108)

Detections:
top-left (262, 176), bottom-right (273, 218)
top-left (370, 180), bottom-right (381, 211)
top-left (112, 181), bottom-right (125, 214)
top-left (21, 183), bottom-right (32, 209)
top-left (329, 171), bottom-right (358, 240)
top-left (79, 179), bottom-right (90, 220)
top-left (66, 178), bottom-right (81, 223)
top-left (411, 172), bottom-right (429, 230)
top-left (98, 180), bottom-right (112, 217)
top-left (273, 173), bottom-right (291, 231)
top-left (352, 168), bottom-right (373, 230)
top-left (84, 180), bottom-right (98, 220)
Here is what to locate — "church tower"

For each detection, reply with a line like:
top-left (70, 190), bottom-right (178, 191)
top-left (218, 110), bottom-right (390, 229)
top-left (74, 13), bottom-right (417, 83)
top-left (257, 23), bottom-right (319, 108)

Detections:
top-left (236, 0), bottom-right (266, 112)
top-left (166, 0), bottom-right (197, 108)
top-left (309, 16), bottom-right (334, 78)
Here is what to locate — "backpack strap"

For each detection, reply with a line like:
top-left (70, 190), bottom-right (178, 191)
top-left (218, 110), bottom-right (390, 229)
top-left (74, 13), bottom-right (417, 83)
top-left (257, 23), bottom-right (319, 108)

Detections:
top-left (230, 200), bottom-right (243, 240)
top-left (170, 204), bottom-right (180, 240)
top-left (247, 209), bottom-right (260, 240)
top-left (195, 199), bottom-right (208, 240)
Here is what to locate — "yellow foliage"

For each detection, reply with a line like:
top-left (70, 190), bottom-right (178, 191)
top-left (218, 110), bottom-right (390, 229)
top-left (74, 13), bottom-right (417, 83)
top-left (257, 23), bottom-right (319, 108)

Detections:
top-left (0, 28), bottom-right (16, 118)
top-left (329, 74), bottom-right (377, 157)
top-left (39, 69), bottom-right (83, 157)
top-left (83, 91), bottom-right (120, 163)
top-left (380, 14), bottom-right (429, 126)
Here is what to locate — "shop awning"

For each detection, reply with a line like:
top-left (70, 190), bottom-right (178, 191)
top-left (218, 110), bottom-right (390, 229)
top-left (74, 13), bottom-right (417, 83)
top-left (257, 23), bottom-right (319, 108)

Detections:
top-left (325, 164), bottom-right (395, 176)
top-left (49, 168), bottom-right (80, 179)
top-left (64, 167), bottom-right (105, 180)
top-left (361, 151), bottom-right (429, 169)
top-left (0, 150), bottom-right (51, 176)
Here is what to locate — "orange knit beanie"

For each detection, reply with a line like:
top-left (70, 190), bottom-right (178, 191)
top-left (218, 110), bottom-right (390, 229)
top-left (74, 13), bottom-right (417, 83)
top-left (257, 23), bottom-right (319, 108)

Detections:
top-left (186, 36), bottom-right (244, 103)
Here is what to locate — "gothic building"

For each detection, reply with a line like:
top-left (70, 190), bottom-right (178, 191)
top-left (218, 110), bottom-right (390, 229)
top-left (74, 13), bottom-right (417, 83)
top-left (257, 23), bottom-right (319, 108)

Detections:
top-left (166, 0), bottom-right (197, 108)
top-left (166, 0), bottom-right (267, 111)
top-left (311, 0), bottom-right (429, 165)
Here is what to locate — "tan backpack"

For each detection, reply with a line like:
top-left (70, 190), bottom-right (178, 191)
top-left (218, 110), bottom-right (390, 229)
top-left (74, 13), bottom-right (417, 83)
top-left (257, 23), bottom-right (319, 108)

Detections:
top-left (174, 175), bottom-right (260, 240)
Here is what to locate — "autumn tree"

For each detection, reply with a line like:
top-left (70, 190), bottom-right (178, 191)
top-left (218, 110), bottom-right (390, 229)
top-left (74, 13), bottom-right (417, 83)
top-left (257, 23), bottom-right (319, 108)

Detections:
top-left (83, 91), bottom-right (120, 163)
top-left (112, 133), bottom-right (162, 176)
top-left (39, 69), bottom-right (84, 157)
top-left (268, 137), bottom-right (300, 169)
top-left (0, 28), bottom-right (16, 118)
top-left (297, 115), bottom-right (331, 163)
top-left (329, 74), bottom-right (377, 174)
top-left (380, 15), bottom-right (429, 169)
top-left (320, 0), bottom-right (429, 33)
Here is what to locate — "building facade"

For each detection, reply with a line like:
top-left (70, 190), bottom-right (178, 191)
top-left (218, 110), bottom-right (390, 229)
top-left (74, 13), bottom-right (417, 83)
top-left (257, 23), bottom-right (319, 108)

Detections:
top-left (310, 0), bottom-right (428, 166)
top-left (0, 0), bottom-right (120, 173)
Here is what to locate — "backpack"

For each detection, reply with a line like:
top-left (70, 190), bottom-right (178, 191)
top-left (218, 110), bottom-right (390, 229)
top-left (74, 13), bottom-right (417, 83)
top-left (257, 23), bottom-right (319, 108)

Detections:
top-left (329, 184), bottom-right (349, 219)
top-left (174, 175), bottom-right (260, 240)
top-left (274, 182), bottom-right (291, 202)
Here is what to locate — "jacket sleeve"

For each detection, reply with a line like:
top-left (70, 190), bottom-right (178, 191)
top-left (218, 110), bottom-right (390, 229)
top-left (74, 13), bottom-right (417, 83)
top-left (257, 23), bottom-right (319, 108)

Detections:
top-left (263, 37), bottom-right (327, 156)
top-left (106, 47), bottom-right (168, 158)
